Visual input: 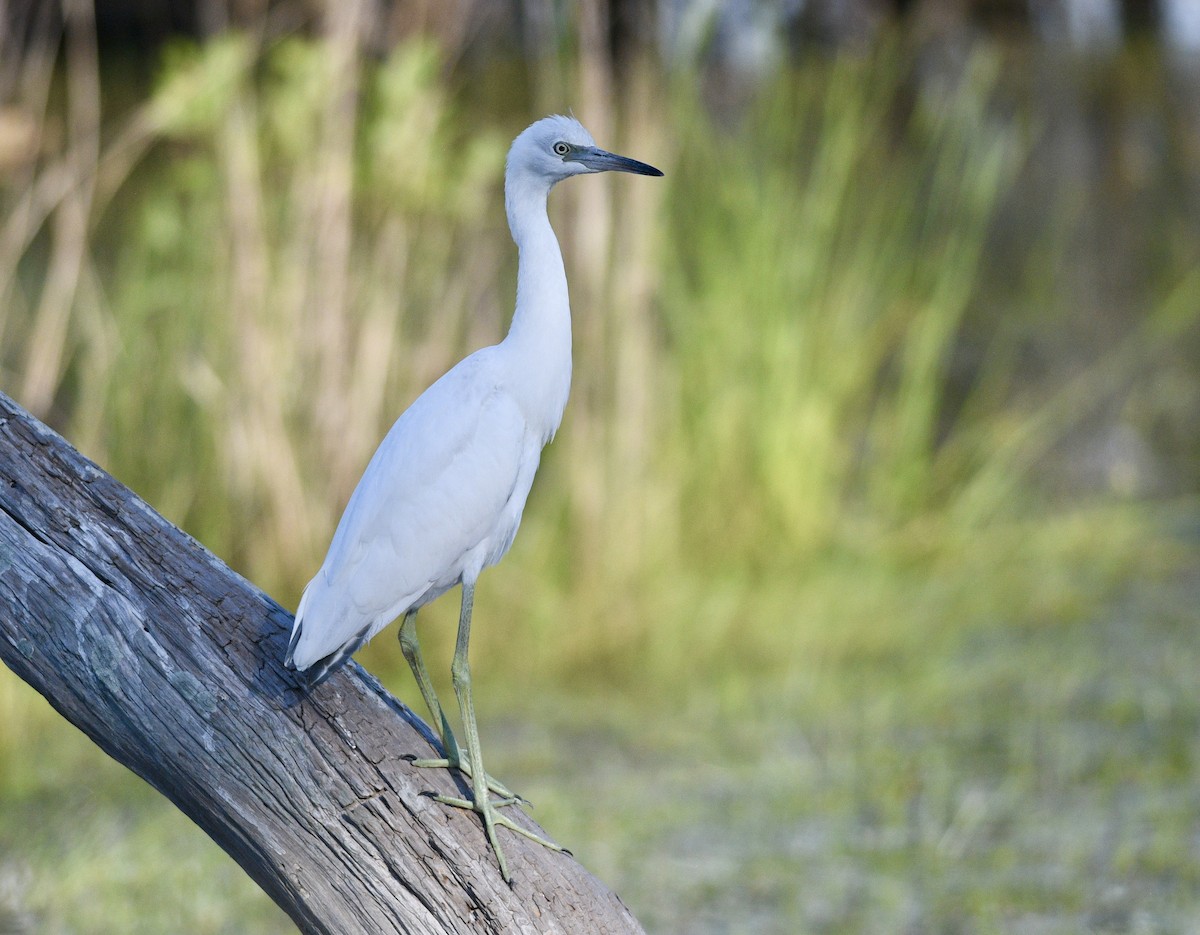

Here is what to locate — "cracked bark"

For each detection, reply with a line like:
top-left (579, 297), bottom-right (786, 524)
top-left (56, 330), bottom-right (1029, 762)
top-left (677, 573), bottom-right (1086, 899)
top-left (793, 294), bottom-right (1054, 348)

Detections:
top-left (0, 391), bottom-right (644, 935)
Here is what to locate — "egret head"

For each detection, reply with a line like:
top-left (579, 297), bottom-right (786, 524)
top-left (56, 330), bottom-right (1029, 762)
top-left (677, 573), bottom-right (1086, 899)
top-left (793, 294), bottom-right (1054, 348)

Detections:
top-left (506, 115), bottom-right (663, 189)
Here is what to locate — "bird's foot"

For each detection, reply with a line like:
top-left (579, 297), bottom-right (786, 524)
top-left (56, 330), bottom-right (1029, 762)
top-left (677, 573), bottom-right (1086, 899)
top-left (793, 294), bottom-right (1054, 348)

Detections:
top-left (431, 789), bottom-right (569, 882)
top-left (404, 753), bottom-right (528, 805)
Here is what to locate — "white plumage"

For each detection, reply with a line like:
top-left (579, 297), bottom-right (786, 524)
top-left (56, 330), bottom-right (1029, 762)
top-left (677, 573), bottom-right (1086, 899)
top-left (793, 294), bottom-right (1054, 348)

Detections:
top-left (287, 356), bottom-right (540, 677)
top-left (284, 114), bottom-right (662, 881)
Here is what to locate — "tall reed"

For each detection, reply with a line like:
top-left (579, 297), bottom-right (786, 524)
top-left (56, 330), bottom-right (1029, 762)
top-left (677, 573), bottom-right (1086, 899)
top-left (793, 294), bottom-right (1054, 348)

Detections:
top-left (660, 50), bottom-right (1019, 570)
top-left (1, 25), bottom-right (1191, 694)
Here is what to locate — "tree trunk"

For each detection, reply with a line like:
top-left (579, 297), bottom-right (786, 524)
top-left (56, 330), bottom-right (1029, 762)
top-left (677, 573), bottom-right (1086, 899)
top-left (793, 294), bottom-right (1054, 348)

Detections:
top-left (0, 391), bottom-right (644, 935)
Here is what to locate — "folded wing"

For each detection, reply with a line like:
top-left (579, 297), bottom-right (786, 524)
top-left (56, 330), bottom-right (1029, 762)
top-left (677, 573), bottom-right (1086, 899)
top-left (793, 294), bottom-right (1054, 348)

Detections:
top-left (287, 352), bottom-right (528, 678)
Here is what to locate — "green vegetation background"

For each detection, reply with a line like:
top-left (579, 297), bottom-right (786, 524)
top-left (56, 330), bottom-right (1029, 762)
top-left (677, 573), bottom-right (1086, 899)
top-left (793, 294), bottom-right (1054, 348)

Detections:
top-left (1, 24), bottom-right (1199, 934)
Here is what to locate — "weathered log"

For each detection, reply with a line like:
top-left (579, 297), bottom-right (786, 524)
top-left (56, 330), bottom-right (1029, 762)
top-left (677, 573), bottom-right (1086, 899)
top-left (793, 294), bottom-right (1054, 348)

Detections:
top-left (0, 390), bottom-right (644, 935)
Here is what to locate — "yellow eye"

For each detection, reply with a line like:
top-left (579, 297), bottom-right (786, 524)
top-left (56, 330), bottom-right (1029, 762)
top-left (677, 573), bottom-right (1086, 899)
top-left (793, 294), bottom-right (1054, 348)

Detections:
top-left (553, 141), bottom-right (570, 156)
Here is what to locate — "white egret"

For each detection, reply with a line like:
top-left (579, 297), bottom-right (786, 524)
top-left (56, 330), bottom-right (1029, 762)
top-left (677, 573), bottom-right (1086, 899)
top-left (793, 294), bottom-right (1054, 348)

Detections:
top-left (285, 115), bottom-right (662, 882)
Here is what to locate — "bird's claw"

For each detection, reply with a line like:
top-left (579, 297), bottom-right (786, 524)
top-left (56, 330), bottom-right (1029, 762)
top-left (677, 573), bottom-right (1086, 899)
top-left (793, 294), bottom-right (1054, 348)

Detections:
top-left (403, 752), bottom-right (530, 806)
top-left (430, 790), bottom-right (567, 882)
top-left (429, 792), bottom-right (521, 810)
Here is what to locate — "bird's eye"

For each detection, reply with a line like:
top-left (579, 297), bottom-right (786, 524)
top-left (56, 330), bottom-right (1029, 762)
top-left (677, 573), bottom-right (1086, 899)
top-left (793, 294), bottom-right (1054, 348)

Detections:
top-left (552, 141), bottom-right (570, 156)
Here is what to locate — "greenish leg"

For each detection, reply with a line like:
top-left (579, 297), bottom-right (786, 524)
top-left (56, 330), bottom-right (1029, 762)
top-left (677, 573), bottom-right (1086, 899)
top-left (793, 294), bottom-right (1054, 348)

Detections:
top-left (398, 611), bottom-right (460, 759)
top-left (398, 609), bottom-right (524, 803)
top-left (432, 581), bottom-right (566, 882)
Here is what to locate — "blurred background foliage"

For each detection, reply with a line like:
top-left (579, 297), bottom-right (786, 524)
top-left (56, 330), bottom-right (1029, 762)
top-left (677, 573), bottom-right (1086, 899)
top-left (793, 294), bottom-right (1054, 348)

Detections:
top-left (1, 0), bottom-right (1199, 931)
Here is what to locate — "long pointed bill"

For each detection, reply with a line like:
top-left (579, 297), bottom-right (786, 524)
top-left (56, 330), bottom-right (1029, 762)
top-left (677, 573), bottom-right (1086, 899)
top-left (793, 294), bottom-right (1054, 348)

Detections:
top-left (570, 146), bottom-right (664, 176)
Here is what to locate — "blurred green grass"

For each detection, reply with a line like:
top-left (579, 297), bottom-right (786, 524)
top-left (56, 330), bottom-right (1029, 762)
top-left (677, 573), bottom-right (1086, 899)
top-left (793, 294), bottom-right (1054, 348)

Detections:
top-left (1, 28), bottom-right (1199, 934)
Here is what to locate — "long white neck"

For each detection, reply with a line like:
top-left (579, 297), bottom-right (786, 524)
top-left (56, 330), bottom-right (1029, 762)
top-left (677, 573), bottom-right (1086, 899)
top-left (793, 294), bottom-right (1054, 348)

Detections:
top-left (502, 172), bottom-right (573, 441)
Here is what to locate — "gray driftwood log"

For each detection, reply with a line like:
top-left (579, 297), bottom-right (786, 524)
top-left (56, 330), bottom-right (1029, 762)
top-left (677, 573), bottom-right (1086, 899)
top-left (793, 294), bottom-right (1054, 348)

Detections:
top-left (0, 391), bottom-right (644, 935)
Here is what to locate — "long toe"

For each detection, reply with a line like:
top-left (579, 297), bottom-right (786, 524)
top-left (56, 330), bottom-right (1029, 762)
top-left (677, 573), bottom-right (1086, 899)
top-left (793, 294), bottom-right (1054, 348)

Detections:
top-left (493, 814), bottom-right (568, 853)
top-left (430, 790), bottom-right (523, 812)
top-left (429, 790), bottom-right (565, 882)
top-left (406, 753), bottom-right (528, 804)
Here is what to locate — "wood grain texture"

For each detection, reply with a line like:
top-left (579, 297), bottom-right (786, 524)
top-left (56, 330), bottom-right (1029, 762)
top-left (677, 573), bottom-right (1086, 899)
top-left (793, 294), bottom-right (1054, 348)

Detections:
top-left (0, 391), bottom-right (644, 935)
